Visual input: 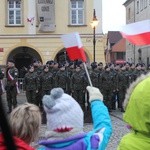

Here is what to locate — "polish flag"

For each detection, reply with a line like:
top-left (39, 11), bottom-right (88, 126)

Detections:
top-left (61, 32), bottom-right (86, 62)
top-left (120, 20), bottom-right (150, 46)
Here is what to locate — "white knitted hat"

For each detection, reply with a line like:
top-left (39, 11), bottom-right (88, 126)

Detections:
top-left (42, 88), bottom-right (84, 132)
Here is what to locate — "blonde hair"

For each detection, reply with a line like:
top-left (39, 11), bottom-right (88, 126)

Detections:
top-left (9, 103), bottom-right (41, 144)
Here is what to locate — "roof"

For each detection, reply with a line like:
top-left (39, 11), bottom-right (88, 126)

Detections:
top-left (112, 38), bottom-right (126, 52)
top-left (123, 0), bottom-right (134, 6)
top-left (107, 31), bottom-right (122, 45)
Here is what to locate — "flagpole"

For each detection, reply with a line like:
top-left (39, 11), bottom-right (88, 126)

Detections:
top-left (83, 62), bottom-right (93, 86)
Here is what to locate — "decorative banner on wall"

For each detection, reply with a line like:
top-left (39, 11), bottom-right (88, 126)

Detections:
top-left (36, 0), bottom-right (55, 32)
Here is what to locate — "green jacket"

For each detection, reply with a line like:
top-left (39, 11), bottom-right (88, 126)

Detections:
top-left (117, 73), bottom-right (150, 150)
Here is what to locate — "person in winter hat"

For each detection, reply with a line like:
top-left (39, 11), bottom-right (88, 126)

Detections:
top-left (117, 73), bottom-right (150, 150)
top-left (38, 87), bottom-right (112, 150)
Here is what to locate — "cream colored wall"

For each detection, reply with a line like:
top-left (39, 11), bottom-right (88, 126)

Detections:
top-left (0, 0), bottom-right (105, 66)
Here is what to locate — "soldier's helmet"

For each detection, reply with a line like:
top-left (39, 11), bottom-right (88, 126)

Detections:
top-left (46, 60), bottom-right (54, 66)
top-left (76, 60), bottom-right (83, 67)
top-left (91, 62), bottom-right (97, 69)
top-left (33, 59), bottom-right (38, 63)
top-left (43, 65), bottom-right (49, 70)
top-left (125, 62), bottom-right (131, 66)
top-left (98, 62), bottom-right (103, 66)
top-left (135, 63), bottom-right (142, 68)
top-left (104, 65), bottom-right (110, 70)
top-left (58, 63), bottom-right (65, 68)
top-left (141, 63), bottom-right (145, 67)
top-left (28, 65), bottom-right (34, 71)
top-left (8, 59), bottom-right (15, 64)
top-left (69, 61), bottom-right (74, 66)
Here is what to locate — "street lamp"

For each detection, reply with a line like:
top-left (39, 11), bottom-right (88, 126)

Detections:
top-left (90, 9), bottom-right (99, 62)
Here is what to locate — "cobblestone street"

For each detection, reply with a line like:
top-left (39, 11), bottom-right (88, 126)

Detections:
top-left (2, 93), bottom-right (130, 150)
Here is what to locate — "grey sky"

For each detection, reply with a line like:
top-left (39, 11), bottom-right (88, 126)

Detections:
top-left (102, 0), bottom-right (126, 33)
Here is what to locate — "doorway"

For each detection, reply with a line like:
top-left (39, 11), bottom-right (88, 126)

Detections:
top-left (7, 46), bottom-right (42, 77)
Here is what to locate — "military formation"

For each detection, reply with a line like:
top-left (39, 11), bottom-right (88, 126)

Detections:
top-left (0, 59), bottom-right (149, 114)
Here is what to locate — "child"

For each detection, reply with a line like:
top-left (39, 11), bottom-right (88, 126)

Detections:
top-left (38, 86), bottom-right (112, 150)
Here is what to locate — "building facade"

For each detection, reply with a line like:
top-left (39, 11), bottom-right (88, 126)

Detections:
top-left (105, 31), bottom-right (126, 64)
top-left (0, 0), bottom-right (105, 72)
top-left (124, 0), bottom-right (150, 65)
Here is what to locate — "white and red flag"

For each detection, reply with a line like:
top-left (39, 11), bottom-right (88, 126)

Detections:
top-left (61, 32), bottom-right (86, 62)
top-left (120, 20), bottom-right (150, 46)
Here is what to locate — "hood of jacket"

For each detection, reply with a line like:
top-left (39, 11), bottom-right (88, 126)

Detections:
top-left (123, 73), bottom-right (150, 135)
top-left (0, 133), bottom-right (34, 150)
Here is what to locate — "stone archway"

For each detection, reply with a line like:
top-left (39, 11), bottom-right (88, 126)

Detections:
top-left (7, 46), bottom-right (42, 77)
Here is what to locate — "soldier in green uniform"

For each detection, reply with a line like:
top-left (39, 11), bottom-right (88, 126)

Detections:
top-left (112, 64), bottom-right (121, 110)
top-left (46, 60), bottom-right (54, 73)
top-left (54, 64), bottom-right (68, 93)
top-left (89, 62), bottom-right (99, 88)
top-left (133, 63), bottom-right (143, 80)
top-left (147, 64), bottom-right (150, 72)
top-left (70, 65), bottom-right (86, 111)
top-left (40, 65), bottom-right (54, 97)
top-left (67, 62), bottom-right (75, 78)
top-left (101, 65), bottom-right (114, 111)
top-left (66, 62), bottom-right (75, 94)
top-left (23, 65), bottom-right (39, 105)
top-left (5, 60), bottom-right (19, 113)
top-left (117, 65), bottom-right (128, 112)
top-left (97, 62), bottom-right (104, 91)
top-left (141, 63), bottom-right (147, 75)
top-left (51, 61), bottom-right (59, 77)
top-left (33, 60), bottom-right (43, 107)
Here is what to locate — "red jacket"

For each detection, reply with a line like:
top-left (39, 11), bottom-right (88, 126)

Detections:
top-left (0, 133), bottom-right (35, 150)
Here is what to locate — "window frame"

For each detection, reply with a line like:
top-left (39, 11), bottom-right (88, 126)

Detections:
top-left (69, 0), bottom-right (85, 26)
top-left (128, 8), bottom-right (131, 20)
top-left (136, 1), bottom-right (139, 14)
top-left (7, 0), bottom-right (23, 26)
top-left (140, 0), bottom-right (144, 11)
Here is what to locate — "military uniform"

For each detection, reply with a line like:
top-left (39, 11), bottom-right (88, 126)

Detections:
top-left (70, 67), bottom-right (86, 111)
top-left (34, 65), bottom-right (43, 107)
top-left (66, 65), bottom-right (74, 94)
top-left (133, 69), bottom-right (143, 80)
top-left (40, 68), bottom-right (54, 96)
top-left (89, 62), bottom-right (99, 88)
top-left (54, 67), bottom-right (68, 93)
top-left (23, 67), bottom-right (39, 105)
top-left (101, 68), bottom-right (114, 111)
top-left (6, 65), bottom-right (19, 112)
top-left (117, 69), bottom-right (128, 111)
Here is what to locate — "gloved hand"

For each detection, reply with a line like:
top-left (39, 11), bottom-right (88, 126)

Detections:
top-left (86, 86), bottom-right (103, 102)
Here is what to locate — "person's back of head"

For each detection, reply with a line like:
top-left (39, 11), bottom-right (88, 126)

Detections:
top-left (9, 103), bottom-right (41, 144)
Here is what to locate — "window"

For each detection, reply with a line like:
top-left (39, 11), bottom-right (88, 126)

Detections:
top-left (128, 8), bottom-right (131, 20)
top-left (7, 0), bottom-right (22, 25)
top-left (70, 0), bottom-right (84, 25)
top-left (144, 0), bottom-right (147, 8)
top-left (140, 0), bottom-right (143, 10)
top-left (136, 1), bottom-right (139, 13)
